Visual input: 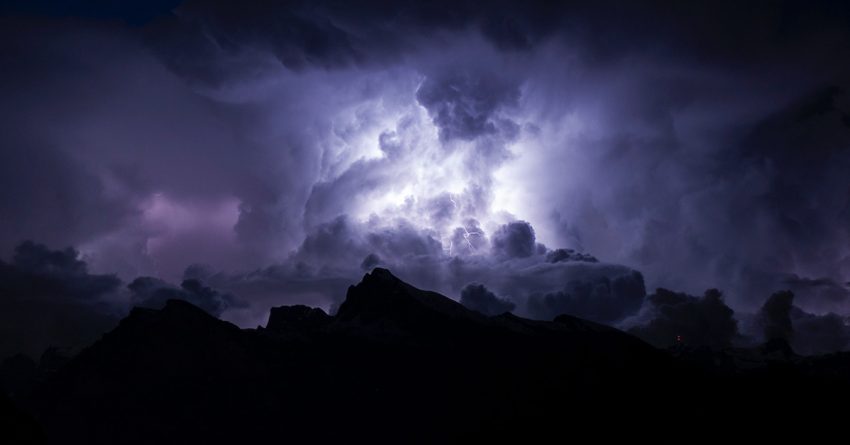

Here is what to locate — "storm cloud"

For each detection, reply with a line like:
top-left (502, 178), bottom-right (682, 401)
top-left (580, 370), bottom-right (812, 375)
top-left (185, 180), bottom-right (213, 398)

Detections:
top-left (625, 288), bottom-right (739, 350)
top-left (2, 1), bottom-right (850, 352)
top-left (527, 269), bottom-right (646, 324)
top-left (0, 242), bottom-right (122, 357)
top-left (491, 221), bottom-right (539, 259)
top-left (0, 240), bottom-right (246, 357)
top-left (416, 72), bottom-right (520, 142)
top-left (459, 283), bottom-right (515, 316)
top-left (760, 291), bottom-right (795, 343)
top-left (128, 276), bottom-right (245, 317)
top-left (751, 290), bottom-right (850, 356)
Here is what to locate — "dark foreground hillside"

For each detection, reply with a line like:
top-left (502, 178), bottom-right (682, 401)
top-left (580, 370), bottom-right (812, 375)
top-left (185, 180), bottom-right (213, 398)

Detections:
top-left (3, 269), bottom-right (850, 443)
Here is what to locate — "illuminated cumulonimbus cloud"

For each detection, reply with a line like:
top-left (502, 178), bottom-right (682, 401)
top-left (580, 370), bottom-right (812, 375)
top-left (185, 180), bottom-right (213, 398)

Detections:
top-left (216, 65), bottom-right (653, 328)
top-left (3, 1), bottom-right (850, 335)
top-left (302, 68), bottom-right (525, 254)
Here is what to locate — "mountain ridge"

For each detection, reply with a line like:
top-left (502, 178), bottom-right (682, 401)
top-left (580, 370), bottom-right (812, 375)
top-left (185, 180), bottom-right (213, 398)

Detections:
top-left (3, 268), bottom-right (850, 443)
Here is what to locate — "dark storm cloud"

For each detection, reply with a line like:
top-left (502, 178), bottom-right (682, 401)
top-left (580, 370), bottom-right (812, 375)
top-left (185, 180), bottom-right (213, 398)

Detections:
top-left (546, 248), bottom-right (597, 264)
top-left (782, 274), bottom-right (850, 312)
top-left (416, 72), bottom-right (520, 142)
top-left (0, 122), bottom-right (134, 260)
top-left (759, 291), bottom-right (795, 342)
top-left (790, 309), bottom-right (850, 356)
top-left (0, 242), bottom-right (122, 357)
top-left (1, 0), bottom-right (179, 24)
top-left (629, 288), bottom-right (850, 355)
top-left (3, 241), bottom-right (121, 300)
top-left (459, 283), bottom-right (515, 316)
top-left (748, 290), bottom-right (850, 355)
top-left (146, 0), bottom-right (568, 74)
top-left (128, 276), bottom-right (245, 317)
top-left (625, 288), bottom-right (739, 349)
top-left (0, 22), bottom-right (294, 280)
top-left (491, 221), bottom-right (538, 259)
top-left (0, 240), bottom-right (252, 357)
top-left (714, 87), bottom-right (850, 313)
top-left (139, 1), bottom-right (850, 76)
top-left (511, 40), bottom-right (850, 319)
top-left (526, 269), bottom-right (646, 324)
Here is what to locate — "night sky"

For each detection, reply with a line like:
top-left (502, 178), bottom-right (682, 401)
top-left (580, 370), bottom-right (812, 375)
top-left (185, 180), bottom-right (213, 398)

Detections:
top-left (2, 1), bottom-right (850, 357)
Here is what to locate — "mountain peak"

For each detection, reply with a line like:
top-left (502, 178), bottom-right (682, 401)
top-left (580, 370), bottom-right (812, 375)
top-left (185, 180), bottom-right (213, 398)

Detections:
top-left (335, 268), bottom-right (483, 331)
top-left (365, 267), bottom-right (397, 280)
top-left (265, 305), bottom-right (330, 333)
top-left (163, 298), bottom-right (210, 314)
top-left (122, 298), bottom-right (239, 338)
top-left (357, 267), bottom-right (406, 290)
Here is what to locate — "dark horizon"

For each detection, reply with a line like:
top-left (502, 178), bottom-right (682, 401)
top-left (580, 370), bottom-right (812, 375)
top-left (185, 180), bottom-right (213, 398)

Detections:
top-left (3, 264), bottom-right (849, 443)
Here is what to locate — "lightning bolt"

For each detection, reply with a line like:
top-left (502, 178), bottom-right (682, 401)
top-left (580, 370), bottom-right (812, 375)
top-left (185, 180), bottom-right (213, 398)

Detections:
top-left (445, 194), bottom-right (482, 253)
top-left (461, 226), bottom-right (482, 251)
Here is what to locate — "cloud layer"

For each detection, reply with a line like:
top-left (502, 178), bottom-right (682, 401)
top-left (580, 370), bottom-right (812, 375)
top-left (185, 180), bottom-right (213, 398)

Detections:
top-left (0, 242), bottom-right (122, 357)
top-left (1, 1), bottom-right (850, 351)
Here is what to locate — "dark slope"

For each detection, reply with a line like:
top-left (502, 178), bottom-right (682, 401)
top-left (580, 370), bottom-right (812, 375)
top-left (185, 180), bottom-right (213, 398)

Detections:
top-left (22, 268), bottom-right (687, 443)
top-left (32, 300), bottom-right (283, 444)
top-left (336, 268), bottom-right (488, 331)
top-left (12, 268), bottom-right (850, 443)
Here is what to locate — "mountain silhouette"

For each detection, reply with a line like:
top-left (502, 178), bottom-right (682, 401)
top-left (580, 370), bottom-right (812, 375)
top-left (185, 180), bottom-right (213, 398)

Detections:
top-left (3, 268), bottom-right (850, 443)
top-left (337, 268), bottom-right (487, 328)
